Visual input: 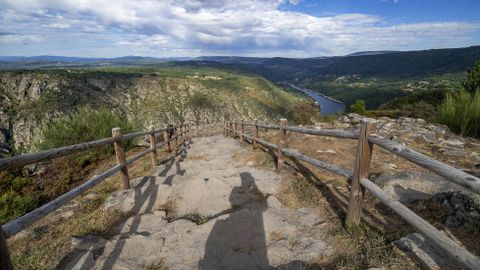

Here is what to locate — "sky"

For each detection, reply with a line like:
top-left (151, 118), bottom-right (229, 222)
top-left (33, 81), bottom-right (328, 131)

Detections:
top-left (0, 0), bottom-right (479, 58)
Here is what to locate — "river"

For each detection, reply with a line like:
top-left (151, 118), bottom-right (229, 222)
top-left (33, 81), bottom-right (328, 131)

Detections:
top-left (287, 84), bottom-right (346, 116)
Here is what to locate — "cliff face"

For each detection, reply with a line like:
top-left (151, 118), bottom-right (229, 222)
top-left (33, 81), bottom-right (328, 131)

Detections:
top-left (0, 68), bottom-right (303, 154)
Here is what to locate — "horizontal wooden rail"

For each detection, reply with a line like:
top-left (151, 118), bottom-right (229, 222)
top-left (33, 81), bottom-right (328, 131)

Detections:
top-left (237, 122), bottom-right (280, 130)
top-left (228, 121), bottom-right (480, 269)
top-left (126, 149), bottom-right (154, 166)
top-left (2, 164), bottom-right (122, 237)
top-left (368, 134), bottom-right (480, 194)
top-left (282, 148), bottom-right (353, 179)
top-left (0, 125), bottom-right (184, 171)
top-left (232, 121), bottom-right (480, 194)
top-left (360, 177), bottom-right (480, 270)
top-left (284, 126), bottom-right (358, 140)
top-left (0, 137), bottom-right (117, 171)
top-left (1, 126), bottom-right (188, 238)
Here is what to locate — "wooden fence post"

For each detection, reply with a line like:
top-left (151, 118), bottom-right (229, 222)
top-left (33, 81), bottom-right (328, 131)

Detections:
top-left (232, 122), bottom-right (237, 139)
top-left (277, 119), bottom-right (288, 168)
top-left (174, 127), bottom-right (178, 147)
top-left (346, 119), bottom-right (377, 225)
top-left (163, 126), bottom-right (172, 152)
top-left (112, 127), bottom-right (130, 190)
top-left (149, 126), bottom-right (157, 167)
top-left (0, 225), bottom-right (13, 270)
top-left (253, 120), bottom-right (259, 150)
top-left (240, 121), bottom-right (245, 143)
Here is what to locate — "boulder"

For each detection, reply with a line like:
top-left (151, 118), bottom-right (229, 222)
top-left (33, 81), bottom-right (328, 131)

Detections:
top-left (394, 233), bottom-right (455, 269)
top-left (374, 172), bottom-right (474, 204)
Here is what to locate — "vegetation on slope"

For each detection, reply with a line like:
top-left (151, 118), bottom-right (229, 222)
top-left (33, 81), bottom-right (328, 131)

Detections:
top-left (0, 108), bottom-right (138, 224)
top-left (0, 66), bottom-right (310, 154)
top-left (439, 61), bottom-right (480, 138)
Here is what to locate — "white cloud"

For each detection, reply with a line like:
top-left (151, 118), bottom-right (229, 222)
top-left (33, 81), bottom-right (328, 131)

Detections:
top-left (0, 0), bottom-right (479, 56)
top-left (43, 23), bottom-right (70, 29)
top-left (0, 33), bottom-right (43, 44)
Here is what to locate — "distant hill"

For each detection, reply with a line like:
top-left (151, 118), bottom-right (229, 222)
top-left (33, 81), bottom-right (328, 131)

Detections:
top-left (2, 45), bottom-right (479, 78)
top-left (234, 45), bottom-right (480, 81)
top-left (346, 51), bottom-right (399, 57)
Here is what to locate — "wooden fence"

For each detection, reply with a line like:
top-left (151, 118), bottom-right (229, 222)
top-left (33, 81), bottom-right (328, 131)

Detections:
top-left (0, 124), bottom-right (191, 270)
top-left (224, 119), bottom-right (480, 270)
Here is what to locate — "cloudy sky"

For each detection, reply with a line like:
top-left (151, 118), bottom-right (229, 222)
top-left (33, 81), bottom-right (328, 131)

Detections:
top-left (1, 0), bottom-right (479, 57)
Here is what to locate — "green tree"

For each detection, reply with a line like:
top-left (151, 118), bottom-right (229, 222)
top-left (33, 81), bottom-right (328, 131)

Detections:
top-left (463, 60), bottom-right (480, 94)
top-left (350, 99), bottom-right (367, 115)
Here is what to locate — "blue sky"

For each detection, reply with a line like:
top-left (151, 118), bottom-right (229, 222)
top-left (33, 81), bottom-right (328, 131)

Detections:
top-left (0, 0), bottom-right (479, 57)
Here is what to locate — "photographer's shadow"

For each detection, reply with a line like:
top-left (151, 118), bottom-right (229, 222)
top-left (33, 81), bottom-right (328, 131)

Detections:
top-left (199, 172), bottom-right (269, 270)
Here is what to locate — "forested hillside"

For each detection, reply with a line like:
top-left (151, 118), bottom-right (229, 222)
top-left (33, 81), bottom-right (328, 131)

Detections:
top-left (0, 67), bottom-right (308, 154)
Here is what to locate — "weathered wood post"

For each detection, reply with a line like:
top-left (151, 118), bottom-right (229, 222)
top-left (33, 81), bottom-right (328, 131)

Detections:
top-left (163, 126), bottom-right (172, 152)
top-left (239, 120), bottom-right (245, 143)
top-left (112, 127), bottom-right (130, 190)
top-left (174, 126), bottom-right (178, 148)
top-left (0, 225), bottom-right (13, 270)
top-left (229, 122), bottom-right (233, 137)
top-left (149, 126), bottom-right (157, 167)
top-left (232, 122), bottom-right (237, 139)
top-left (346, 119), bottom-right (377, 225)
top-left (253, 120), bottom-right (259, 150)
top-left (277, 119), bottom-right (288, 168)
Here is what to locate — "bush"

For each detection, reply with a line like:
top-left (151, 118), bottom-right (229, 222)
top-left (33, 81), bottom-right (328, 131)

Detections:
top-left (285, 101), bottom-right (320, 125)
top-left (463, 60), bottom-right (480, 95)
top-left (37, 106), bottom-right (138, 150)
top-left (350, 100), bottom-right (367, 115)
top-left (400, 101), bottom-right (437, 121)
top-left (0, 190), bottom-right (37, 224)
top-left (438, 90), bottom-right (480, 138)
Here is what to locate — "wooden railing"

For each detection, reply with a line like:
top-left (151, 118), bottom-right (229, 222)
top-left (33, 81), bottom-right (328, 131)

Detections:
top-left (0, 124), bottom-right (191, 269)
top-left (224, 119), bottom-right (480, 270)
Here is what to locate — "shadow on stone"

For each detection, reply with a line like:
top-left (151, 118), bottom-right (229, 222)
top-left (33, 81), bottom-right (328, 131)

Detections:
top-left (199, 172), bottom-right (269, 269)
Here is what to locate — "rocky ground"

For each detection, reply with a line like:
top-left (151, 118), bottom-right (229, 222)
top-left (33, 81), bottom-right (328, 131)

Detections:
top-left (61, 136), bottom-right (333, 270)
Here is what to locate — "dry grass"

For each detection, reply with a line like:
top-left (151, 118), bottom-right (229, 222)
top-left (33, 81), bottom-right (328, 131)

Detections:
top-left (146, 258), bottom-right (169, 270)
top-left (157, 195), bottom-right (178, 221)
top-left (269, 231), bottom-right (286, 242)
top-left (6, 145), bottom-right (168, 270)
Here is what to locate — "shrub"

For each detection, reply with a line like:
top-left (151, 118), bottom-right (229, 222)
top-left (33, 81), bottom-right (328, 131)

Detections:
top-left (400, 101), bottom-right (437, 121)
top-left (463, 60), bottom-right (480, 95)
top-left (438, 90), bottom-right (480, 138)
top-left (0, 189), bottom-right (37, 223)
top-left (37, 106), bottom-right (138, 151)
top-left (285, 101), bottom-right (320, 125)
top-left (350, 99), bottom-right (367, 115)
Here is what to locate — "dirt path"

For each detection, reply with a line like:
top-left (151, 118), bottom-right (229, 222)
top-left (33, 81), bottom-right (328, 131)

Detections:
top-left (65, 135), bottom-right (332, 270)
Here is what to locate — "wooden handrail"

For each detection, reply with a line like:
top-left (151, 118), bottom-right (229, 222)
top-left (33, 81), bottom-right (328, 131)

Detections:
top-left (0, 125), bottom-right (188, 239)
top-left (368, 134), bottom-right (480, 194)
top-left (0, 125), bottom-right (184, 171)
top-left (230, 121), bottom-right (480, 194)
top-left (226, 120), bottom-right (480, 269)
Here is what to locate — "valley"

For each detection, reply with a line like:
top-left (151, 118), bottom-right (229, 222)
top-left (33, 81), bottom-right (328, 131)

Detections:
top-left (0, 67), bottom-right (309, 154)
